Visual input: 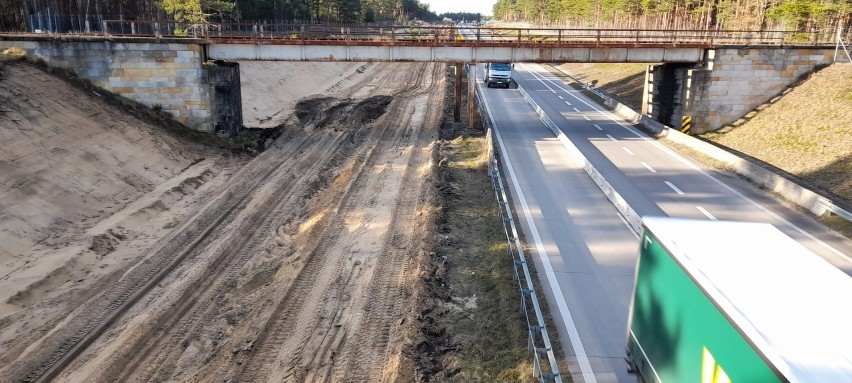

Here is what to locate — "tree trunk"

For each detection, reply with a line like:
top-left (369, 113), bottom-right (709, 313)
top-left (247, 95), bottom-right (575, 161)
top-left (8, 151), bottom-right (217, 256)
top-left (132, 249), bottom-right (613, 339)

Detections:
top-left (709, 0), bottom-right (719, 30)
top-left (21, 0), bottom-right (32, 31)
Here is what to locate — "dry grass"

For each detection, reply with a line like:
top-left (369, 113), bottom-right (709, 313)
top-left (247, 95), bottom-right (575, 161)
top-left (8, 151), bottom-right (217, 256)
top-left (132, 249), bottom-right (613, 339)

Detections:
top-left (702, 64), bottom-right (852, 203)
top-left (440, 136), bottom-right (534, 382)
top-left (417, 67), bottom-right (567, 382)
top-left (1, 47), bottom-right (26, 66)
top-left (426, 134), bottom-right (568, 383)
top-left (1, 47), bottom-right (26, 58)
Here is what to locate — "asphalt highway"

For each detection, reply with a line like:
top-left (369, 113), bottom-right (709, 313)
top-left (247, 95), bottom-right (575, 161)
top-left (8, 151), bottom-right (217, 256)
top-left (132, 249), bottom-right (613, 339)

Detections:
top-left (476, 62), bottom-right (852, 383)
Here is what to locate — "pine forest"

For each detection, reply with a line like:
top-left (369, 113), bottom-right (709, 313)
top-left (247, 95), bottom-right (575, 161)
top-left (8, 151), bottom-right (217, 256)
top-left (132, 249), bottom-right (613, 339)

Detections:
top-left (494, 0), bottom-right (851, 39)
top-left (1, 0), bottom-right (850, 41)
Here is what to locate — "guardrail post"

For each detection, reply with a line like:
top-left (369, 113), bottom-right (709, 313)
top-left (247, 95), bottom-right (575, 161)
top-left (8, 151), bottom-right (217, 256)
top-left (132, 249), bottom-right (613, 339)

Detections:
top-left (596, 30), bottom-right (601, 46)
top-left (154, 22), bottom-right (161, 38)
top-left (533, 356), bottom-right (541, 378)
top-left (131, 22), bottom-right (136, 35)
top-left (101, 21), bottom-right (107, 36)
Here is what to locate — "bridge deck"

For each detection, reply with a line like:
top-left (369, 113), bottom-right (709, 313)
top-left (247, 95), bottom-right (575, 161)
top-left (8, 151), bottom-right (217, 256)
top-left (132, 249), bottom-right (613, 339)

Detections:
top-left (2, 21), bottom-right (836, 63)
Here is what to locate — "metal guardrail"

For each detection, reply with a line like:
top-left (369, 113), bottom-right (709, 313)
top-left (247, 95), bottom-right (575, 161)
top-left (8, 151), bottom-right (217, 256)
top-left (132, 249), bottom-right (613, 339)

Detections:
top-left (818, 197), bottom-right (852, 222)
top-left (516, 82), bottom-right (644, 235)
top-left (89, 19), bottom-right (842, 48)
top-left (476, 70), bottom-right (563, 382)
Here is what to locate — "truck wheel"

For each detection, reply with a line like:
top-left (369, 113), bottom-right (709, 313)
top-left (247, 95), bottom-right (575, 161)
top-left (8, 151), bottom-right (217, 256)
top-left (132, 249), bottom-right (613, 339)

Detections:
top-left (486, 83), bottom-right (491, 88)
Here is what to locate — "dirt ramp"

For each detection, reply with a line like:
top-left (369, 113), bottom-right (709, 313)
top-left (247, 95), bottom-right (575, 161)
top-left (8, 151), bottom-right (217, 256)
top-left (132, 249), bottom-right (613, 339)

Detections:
top-left (295, 95), bottom-right (393, 130)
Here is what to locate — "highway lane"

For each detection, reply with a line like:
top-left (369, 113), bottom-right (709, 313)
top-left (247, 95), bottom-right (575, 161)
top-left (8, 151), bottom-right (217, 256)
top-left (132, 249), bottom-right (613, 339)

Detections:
top-left (512, 63), bottom-right (852, 274)
top-left (476, 63), bottom-right (852, 383)
top-left (478, 65), bottom-right (642, 383)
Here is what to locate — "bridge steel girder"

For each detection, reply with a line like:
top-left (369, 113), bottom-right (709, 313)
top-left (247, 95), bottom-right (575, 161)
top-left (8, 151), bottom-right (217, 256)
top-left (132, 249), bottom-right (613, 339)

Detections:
top-left (206, 43), bottom-right (705, 63)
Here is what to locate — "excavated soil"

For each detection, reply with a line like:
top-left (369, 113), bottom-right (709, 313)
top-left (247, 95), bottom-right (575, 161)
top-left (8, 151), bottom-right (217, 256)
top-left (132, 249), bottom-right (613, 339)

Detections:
top-left (0, 59), bottom-right (446, 383)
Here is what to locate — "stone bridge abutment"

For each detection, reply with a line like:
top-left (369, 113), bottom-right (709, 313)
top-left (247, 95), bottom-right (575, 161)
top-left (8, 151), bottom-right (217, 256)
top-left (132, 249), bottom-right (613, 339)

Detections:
top-left (644, 47), bottom-right (836, 134)
top-left (0, 37), bottom-right (242, 134)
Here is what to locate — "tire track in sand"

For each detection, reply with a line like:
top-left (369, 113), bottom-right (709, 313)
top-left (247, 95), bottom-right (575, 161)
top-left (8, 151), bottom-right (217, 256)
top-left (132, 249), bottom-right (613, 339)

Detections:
top-left (235, 62), bottom-right (442, 382)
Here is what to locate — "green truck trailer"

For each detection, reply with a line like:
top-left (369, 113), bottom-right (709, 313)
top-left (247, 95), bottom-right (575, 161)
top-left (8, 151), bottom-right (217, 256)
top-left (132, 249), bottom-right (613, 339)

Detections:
top-left (627, 217), bottom-right (852, 383)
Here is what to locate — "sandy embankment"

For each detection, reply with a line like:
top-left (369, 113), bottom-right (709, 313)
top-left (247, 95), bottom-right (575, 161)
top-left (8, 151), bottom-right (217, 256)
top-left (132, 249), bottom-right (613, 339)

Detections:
top-left (2, 56), bottom-right (442, 383)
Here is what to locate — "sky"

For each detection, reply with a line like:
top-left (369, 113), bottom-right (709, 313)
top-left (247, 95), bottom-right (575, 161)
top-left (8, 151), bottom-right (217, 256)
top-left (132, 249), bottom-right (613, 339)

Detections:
top-left (423, 0), bottom-right (496, 16)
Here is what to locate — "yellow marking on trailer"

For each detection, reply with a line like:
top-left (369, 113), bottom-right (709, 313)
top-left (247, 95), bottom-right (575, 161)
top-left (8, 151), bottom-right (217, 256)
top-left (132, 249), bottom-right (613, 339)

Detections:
top-left (702, 347), bottom-right (732, 383)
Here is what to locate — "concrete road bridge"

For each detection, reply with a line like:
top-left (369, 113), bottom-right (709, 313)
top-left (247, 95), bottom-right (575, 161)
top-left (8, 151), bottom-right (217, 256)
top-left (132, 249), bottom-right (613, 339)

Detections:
top-left (104, 20), bottom-right (831, 63)
top-left (0, 21), bottom-right (843, 133)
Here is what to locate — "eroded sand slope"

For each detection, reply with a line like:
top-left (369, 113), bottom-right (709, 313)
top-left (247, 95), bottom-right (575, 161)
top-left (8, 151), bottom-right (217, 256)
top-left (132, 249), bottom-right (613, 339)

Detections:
top-left (1, 59), bottom-right (444, 383)
top-left (0, 61), bottom-right (242, 329)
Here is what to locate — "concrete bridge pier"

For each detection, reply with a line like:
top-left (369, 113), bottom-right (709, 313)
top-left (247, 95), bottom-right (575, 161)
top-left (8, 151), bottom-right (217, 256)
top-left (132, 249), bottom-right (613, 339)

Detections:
top-left (452, 63), bottom-right (477, 130)
top-left (454, 63), bottom-right (462, 122)
top-left (643, 63), bottom-right (693, 132)
top-left (207, 60), bottom-right (243, 135)
top-left (468, 63), bottom-right (475, 129)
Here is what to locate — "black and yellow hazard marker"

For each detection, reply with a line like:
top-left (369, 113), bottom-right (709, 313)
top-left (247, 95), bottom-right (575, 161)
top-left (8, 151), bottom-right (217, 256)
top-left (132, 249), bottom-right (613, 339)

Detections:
top-left (681, 116), bottom-right (692, 133)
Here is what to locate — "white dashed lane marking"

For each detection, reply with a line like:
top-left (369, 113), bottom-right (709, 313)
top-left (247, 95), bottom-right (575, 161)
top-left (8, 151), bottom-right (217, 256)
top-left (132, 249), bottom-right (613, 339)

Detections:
top-left (665, 181), bottom-right (685, 195)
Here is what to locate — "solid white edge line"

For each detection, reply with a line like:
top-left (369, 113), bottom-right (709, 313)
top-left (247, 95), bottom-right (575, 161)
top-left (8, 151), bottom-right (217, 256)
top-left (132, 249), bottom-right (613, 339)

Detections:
top-left (641, 162), bottom-right (656, 173)
top-left (623, 147), bottom-right (635, 156)
top-left (697, 206), bottom-right (718, 220)
top-left (480, 79), bottom-right (599, 383)
top-left (519, 63), bottom-right (850, 262)
top-left (617, 211), bottom-right (640, 240)
top-left (665, 181), bottom-right (685, 195)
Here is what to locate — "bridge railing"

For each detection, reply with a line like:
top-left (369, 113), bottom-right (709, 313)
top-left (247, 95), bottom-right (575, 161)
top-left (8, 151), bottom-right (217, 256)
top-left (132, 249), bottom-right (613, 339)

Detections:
top-left (98, 20), bottom-right (837, 47)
